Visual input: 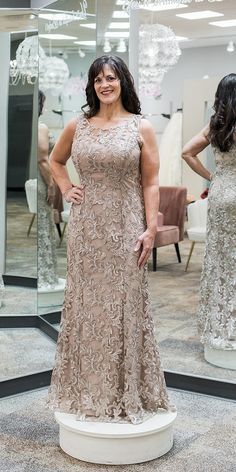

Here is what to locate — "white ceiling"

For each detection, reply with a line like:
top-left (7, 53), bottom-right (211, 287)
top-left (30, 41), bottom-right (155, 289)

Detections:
top-left (0, 0), bottom-right (235, 51)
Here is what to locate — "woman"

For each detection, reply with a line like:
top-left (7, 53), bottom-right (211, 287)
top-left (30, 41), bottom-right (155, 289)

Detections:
top-left (38, 90), bottom-right (58, 288)
top-left (48, 55), bottom-right (173, 423)
top-left (182, 73), bottom-right (236, 350)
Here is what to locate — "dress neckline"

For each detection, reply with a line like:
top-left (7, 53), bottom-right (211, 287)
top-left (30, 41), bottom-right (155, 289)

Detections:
top-left (83, 114), bottom-right (137, 131)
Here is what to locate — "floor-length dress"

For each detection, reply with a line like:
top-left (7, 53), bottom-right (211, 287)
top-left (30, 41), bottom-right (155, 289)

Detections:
top-left (38, 131), bottom-right (58, 288)
top-left (198, 141), bottom-right (236, 349)
top-left (48, 114), bottom-right (172, 424)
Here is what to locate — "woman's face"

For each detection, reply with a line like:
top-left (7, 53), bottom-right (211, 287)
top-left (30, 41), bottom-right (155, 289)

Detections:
top-left (94, 64), bottom-right (121, 105)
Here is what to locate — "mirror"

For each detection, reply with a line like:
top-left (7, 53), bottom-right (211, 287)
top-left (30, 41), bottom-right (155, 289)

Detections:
top-left (37, 0), bottom-right (96, 314)
top-left (133, 4), bottom-right (236, 384)
top-left (0, 11), bottom-right (37, 315)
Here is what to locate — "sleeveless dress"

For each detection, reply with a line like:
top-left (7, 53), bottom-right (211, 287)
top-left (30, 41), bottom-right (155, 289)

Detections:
top-left (38, 130), bottom-right (58, 288)
top-left (198, 142), bottom-right (236, 349)
top-left (48, 114), bottom-right (172, 424)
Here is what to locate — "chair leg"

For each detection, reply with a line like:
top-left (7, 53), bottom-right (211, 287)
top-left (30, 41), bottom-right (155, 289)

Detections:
top-left (174, 243), bottom-right (181, 263)
top-left (185, 241), bottom-right (195, 272)
top-left (56, 223), bottom-right (62, 239)
top-left (27, 214), bottom-right (36, 237)
top-left (59, 223), bottom-right (67, 246)
top-left (152, 247), bottom-right (157, 271)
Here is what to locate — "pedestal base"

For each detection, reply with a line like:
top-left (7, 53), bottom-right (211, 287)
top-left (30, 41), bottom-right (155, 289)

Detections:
top-left (38, 278), bottom-right (65, 308)
top-left (55, 410), bottom-right (177, 465)
top-left (204, 344), bottom-right (236, 370)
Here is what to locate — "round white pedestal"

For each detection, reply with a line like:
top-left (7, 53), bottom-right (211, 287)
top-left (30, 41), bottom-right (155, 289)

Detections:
top-left (55, 410), bottom-right (177, 465)
top-left (204, 344), bottom-right (236, 370)
top-left (38, 278), bottom-right (65, 308)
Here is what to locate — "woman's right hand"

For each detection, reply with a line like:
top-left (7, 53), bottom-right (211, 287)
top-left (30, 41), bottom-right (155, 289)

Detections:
top-left (63, 185), bottom-right (85, 204)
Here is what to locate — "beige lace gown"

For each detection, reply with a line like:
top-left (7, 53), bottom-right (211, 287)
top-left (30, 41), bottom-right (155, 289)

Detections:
top-left (198, 142), bottom-right (236, 349)
top-left (48, 114), bottom-right (172, 424)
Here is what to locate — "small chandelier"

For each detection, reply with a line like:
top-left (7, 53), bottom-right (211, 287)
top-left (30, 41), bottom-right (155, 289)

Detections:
top-left (10, 35), bottom-right (46, 86)
top-left (123, 0), bottom-right (224, 10)
top-left (139, 23), bottom-right (181, 97)
top-left (39, 56), bottom-right (70, 95)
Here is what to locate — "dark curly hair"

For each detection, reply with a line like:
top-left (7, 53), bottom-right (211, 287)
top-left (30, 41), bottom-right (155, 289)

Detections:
top-left (209, 73), bottom-right (236, 153)
top-left (82, 55), bottom-right (141, 117)
top-left (38, 89), bottom-right (46, 117)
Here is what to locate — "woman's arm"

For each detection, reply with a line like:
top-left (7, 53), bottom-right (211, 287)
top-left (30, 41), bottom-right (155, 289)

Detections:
top-left (49, 118), bottom-right (84, 204)
top-left (182, 125), bottom-right (212, 181)
top-left (38, 123), bottom-right (55, 204)
top-left (135, 118), bottom-right (160, 268)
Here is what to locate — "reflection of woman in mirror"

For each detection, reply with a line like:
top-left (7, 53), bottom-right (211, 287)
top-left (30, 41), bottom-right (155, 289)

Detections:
top-left (48, 55), bottom-right (174, 423)
top-left (38, 90), bottom-right (58, 288)
top-left (182, 73), bottom-right (236, 350)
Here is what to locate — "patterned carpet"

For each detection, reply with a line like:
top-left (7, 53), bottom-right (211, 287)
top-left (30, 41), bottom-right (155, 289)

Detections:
top-left (0, 388), bottom-right (235, 472)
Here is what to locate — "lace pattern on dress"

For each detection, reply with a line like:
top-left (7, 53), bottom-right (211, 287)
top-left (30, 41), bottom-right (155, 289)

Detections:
top-left (47, 114), bottom-right (175, 423)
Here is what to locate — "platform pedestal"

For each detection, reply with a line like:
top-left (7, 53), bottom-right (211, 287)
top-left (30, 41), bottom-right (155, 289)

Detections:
top-left (38, 278), bottom-right (65, 308)
top-left (55, 410), bottom-right (177, 465)
top-left (204, 344), bottom-right (236, 370)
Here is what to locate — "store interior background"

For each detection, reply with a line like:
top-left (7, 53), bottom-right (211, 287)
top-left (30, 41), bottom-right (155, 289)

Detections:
top-left (0, 0), bottom-right (235, 396)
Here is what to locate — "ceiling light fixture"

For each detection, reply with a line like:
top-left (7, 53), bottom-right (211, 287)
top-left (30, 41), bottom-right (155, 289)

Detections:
top-left (105, 31), bottom-right (129, 38)
top-left (209, 19), bottom-right (236, 28)
top-left (226, 41), bottom-right (235, 52)
top-left (39, 34), bottom-right (78, 40)
top-left (116, 38), bottom-right (127, 52)
top-left (74, 40), bottom-right (96, 46)
top-left (109, 22), bottom-right (130, 29)
top-left (103, 39), bottom-right (112, 53)
top-left (176, 10), bottom-right (224, 20)
top-left (80, 23), bottom-right (96, 29)
top-left (78, 48), bottom-right (86, 57)
top-left (123, 0), bottom-right (225, 12)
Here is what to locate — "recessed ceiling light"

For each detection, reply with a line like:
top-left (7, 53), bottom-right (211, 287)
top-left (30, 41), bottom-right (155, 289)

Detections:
top-left (209, 19), bottom-right (236, 27)
top-left (105, 31), bottom-right (129, 38)
top-left (175, 36), bottom-right (189, 42)
top-left (116, 0), bottom-right (125, 4)
top-left (39, 13), bottom-right (77, 21)
top-left (177, 10), bottom-right (224, 20)
top-left (142, 3), bottom-right (187, 11)
top-left (39, 34), bottom-right (78, 40)
top-left (80, 23), bottom-right (96, 29)
top-left (112, 11), bottom-right (129, 18)
top-left (74, 40), bottom-right (96, 46)
top-left (109, 22), bottom-right (129, 29)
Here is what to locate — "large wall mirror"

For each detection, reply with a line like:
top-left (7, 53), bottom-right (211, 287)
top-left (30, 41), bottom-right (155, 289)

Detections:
top-left (132, 2), bottom-right (236, 389)
top-left (38, 0), bottom-right (96, 317)
top-left (0, 10), bottom-right (37, 316)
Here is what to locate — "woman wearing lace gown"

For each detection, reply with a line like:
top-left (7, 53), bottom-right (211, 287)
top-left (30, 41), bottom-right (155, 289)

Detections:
top-left (182, 73), bottom-right (236, 350)
top-left (48, 55), bottom-right (173, 424)
top-left (38, 90), bottom-right (59, 288)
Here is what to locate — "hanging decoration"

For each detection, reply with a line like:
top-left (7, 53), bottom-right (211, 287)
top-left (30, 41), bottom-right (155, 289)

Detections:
top-left (139, 23), bottom-right (181, 98)
top-left (9, 35), bottom-right (46, 86)
top-left (123, 0), bottom-right (224, 10)
top-left (39, 56), bottom-right (70, 95)
top-left (63, 74), bottom-right (87, 97)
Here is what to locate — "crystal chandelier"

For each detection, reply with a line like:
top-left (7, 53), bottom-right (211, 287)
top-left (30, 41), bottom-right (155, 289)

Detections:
top-left (139, 23), bottom-right (181, 97)
top-left (39, 56), bottom-right (70, 95)
top-left (9, 36), bottom-right (46, 86)
top-left (123, 0), bottom-right (224, 10)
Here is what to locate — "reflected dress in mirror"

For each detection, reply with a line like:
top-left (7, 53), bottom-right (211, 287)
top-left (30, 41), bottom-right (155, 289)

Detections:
top-left (38, 129), bottom-right (59, 288)
top-left (48, 115), bottom-right (174, 424)
top-left (198, 141), bottom-right (236, 349)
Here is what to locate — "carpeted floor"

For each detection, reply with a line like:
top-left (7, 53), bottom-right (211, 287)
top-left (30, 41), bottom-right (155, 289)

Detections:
top-left (0, 388), bottom-right (235, 472)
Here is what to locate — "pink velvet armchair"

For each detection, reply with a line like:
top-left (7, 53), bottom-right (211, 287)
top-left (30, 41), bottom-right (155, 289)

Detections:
top-left (152, 186), bottom-right (187, 271)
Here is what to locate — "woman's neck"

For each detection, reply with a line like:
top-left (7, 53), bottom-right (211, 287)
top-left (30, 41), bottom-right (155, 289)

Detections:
top-left (96, 102), bottom-right (128, 121)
